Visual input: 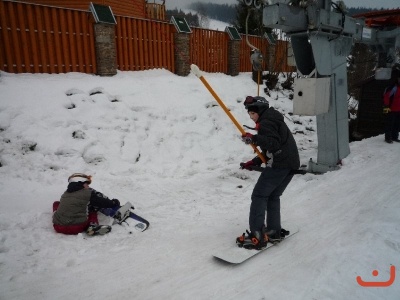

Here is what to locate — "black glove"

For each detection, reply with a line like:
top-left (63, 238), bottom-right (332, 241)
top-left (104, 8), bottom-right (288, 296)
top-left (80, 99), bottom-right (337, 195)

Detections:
top-left (112, 199), bottom-right (120, 207)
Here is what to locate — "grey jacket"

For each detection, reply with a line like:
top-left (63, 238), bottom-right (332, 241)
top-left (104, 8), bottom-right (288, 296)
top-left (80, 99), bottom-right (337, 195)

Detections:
top-left (53, 189), bottom-right (92, 225)
top-left (53, 184), bottom-right (117, 226)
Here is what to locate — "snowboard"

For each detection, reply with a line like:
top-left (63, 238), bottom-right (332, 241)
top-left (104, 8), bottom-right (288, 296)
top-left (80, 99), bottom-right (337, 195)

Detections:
top-left (124, 211), bottom-right (150, 232)
top-left (100, 202), bottom-right (150, 232)
top-left (213, 223), bottom-right (299, 264)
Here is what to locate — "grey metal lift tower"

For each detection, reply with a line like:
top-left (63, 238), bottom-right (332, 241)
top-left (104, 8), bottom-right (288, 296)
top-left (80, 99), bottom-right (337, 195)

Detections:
top-left (244, 0), bottom-right (400, 173)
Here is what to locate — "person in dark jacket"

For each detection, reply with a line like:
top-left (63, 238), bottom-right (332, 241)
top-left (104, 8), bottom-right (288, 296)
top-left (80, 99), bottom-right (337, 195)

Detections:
top-left (52, 173), bottom-right (120, 236)
top-left (236, 96), bottom-right (300, 250)
top-left (383, 74), bottom-right (400, 144)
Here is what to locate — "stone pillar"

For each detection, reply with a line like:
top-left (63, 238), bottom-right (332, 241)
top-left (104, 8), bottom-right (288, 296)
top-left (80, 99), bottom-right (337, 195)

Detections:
top-left (93, 23), bottom-right (117, 76)
top-left (174, 33), bottom-right (190, 76)
top-left (266, 43), bottom-right (276, 72)
top-left (227, 40), bottom-right (240, 76)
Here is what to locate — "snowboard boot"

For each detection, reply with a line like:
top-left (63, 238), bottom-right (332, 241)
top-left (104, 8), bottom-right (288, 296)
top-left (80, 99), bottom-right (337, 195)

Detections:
top-left (281, 228), bottom-right (290, 237)
top-left (265, 228), bottom-right (290, 244)
top-left (265, 229), bottom-right (281, 244)
top-left (236, 230), bottom-right (268, 250)
top-left (86, 224), bottom-right (112, 236)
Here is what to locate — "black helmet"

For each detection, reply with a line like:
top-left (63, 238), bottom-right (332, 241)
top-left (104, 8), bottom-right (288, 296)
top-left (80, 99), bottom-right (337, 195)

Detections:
top-left (244, 96), bottom-right (269, 113)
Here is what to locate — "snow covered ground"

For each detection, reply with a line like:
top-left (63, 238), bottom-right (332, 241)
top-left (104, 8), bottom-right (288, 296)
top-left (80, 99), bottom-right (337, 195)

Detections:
top-left (0, 68), bottom-right (399, 300)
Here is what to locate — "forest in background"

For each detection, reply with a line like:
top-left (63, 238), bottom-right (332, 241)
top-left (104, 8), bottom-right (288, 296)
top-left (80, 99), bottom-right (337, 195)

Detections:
top-left (166, 2), bottom-right (383, 28)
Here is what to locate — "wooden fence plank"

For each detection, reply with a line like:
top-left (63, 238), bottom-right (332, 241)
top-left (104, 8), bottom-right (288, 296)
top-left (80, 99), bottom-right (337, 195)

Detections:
top-left (151, 22), bottom-right (157, 68)
top-left (200, 30), bottom-right (204, 71)
top-left (224, 34), bottom-right (228, 72)
top-left (144, 19), bottom-right (150, 68)
top-left (73, 10), bottom-right (84, 73)
top-left (199, 29), bottom-right (203, 70)
top-left (88, 18), bottom-right (96, 74)
top-left (198, 29), bottom-right (203, 70)
top-left (143, 20), bottom-right (149, 69)
top-left (199, 30), bottom-right (205, 71)
top-left (11, 2), bottom-right (24, 73)
top-left (211, 31), bottom-right (215, 72)
top-left (206, 30), bottom-right (210, 71)
top-left (0, 1), bottom-right (14, 72)
top-left (115, 16), bottom-right (123, 70)
top-left (132, 19), bottom-right (139, 71)
top-left (164, 24), bottom-right (169, 71)
top-left (43, 6), bottom-right (56, 73)
top-left (51, 8), bottom-right (63, 73)
top-left (156, 22), bottom-right (162, 68)
top-left (58, 9), bottom-right (71, 73)
top-left (114, 16), bottom-right (120, 69)
top-left (209, 31), bottom-right (213, 72)
top-left (147, 20), bottom-right (153, 69)
top-left (122, 17), bottom-right (129, 70)
top-left (138, 20), bottom-right (144, 69)
top-left (192, 29), bottom-right (197, 68)
top-left (66, 10), bottom-right (77, 72)
top-left (126, 18), bottom-right (133, 70)
top-left (196, 29), bottom-right (201, 70)
top-left (34, 5), bottom-right (48, 73)
top-left (79, 12), bottom-right (89, 73)
top-left (26, 4), bottom-right (40, 73)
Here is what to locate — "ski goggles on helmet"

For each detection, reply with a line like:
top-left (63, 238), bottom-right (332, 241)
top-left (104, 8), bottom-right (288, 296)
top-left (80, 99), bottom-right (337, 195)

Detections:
top-left (244, 96), bottom-right (269, 109)
top-left (68, 173), bottom-right (92, 184)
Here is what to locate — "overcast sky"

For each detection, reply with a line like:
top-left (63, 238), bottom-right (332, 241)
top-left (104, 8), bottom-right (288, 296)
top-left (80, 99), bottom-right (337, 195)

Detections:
top-left (166, 0), bottom-right (400, 10)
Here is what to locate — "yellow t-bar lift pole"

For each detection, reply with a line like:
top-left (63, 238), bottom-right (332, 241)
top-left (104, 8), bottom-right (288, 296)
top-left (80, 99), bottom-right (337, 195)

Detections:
top-left (191, 64), bottom-right (267, 164)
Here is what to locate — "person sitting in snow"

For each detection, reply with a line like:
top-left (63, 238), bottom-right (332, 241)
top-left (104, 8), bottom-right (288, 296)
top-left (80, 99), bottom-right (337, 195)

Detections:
top-left (52, 173), bottom-right (120, 236)
top-left (236, 96), bottom-right (300, 250)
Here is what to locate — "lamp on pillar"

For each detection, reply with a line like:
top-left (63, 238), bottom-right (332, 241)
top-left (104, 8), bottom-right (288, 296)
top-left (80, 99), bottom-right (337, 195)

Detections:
top-left (89, 2), bottom-right (117, 76)
top-left (225, 26), bottom-right (242, 76)
top-left (170, 16), bottom-right (192, 76)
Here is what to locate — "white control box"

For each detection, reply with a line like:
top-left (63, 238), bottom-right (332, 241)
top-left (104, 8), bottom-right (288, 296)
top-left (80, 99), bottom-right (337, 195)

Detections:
top-left (293, 77), bottom-right (331, 116)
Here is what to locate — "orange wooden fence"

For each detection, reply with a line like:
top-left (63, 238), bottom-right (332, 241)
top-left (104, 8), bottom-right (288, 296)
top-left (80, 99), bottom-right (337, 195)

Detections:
top-left (0, 0), bottom-right (294, 75)
top-left (239, 35), bottom-right (268, 72)
top-left (0, 0), bottom-right (96, 74)
top-left (273, 40), bottom-right (294, 72)
top-left (239, 35), bottom-right (294, 73)
top-left (190, 27), bottom-right (228, 73)
top-left (145, 2), bottom-right (166, 21)
top-left (115, 16), bottom-right (175, 71)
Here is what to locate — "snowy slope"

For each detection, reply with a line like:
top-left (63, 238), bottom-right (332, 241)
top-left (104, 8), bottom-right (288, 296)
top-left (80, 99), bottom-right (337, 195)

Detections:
top-left (182, 9), bottom-right (231, 31)
top-left (0, 69), bottom-right (399, 300)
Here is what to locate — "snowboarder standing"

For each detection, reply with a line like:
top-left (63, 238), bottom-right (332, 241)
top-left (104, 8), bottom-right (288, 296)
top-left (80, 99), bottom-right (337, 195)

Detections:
top-left (52, 173), bottom-right (120, 236)
top-left (236, 96), bottom-right (300, 249)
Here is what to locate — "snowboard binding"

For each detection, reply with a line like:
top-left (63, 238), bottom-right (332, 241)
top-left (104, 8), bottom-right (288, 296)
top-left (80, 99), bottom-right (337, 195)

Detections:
top-left (236, 230), bottom-right (268, 250)
top-left (236, 228), bottom-right (291, 249)
top-left (100, 202), bottom-right (150, 232)
top-left (113, 202), bottom-right (135, 224)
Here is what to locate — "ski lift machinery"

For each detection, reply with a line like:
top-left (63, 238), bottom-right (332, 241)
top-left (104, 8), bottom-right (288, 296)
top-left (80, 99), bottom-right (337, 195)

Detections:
top-left (243, 0), bottom-right (400, 173)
